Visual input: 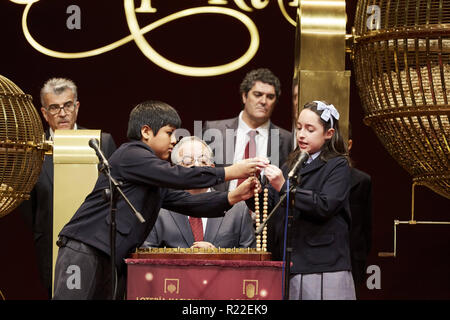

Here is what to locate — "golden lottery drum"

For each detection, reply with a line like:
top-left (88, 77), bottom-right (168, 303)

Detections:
top-left (0, 75), bottom-right (45, 217)
top-left (353, 0), bottom-right (450, 198)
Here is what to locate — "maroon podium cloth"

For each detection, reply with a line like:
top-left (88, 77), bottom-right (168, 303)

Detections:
top-left (125, 258), bottom-right (283, 300)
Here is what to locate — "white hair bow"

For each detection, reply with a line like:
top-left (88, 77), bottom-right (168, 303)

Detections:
top-left (314, 101), bottom-right (340, 127)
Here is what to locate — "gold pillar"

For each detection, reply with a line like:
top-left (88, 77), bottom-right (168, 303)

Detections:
top-left (52, 130), bottom-right (101, 294)
top-left (294, 0), bottom-right (349, 140)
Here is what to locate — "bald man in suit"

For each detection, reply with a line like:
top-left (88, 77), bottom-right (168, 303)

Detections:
top-left (142, 136), bottom-right (255, 249)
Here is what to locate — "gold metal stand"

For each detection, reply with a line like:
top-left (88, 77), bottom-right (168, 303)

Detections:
top-left (294, 0), bottom-right (350, 141)
top-left (52, 130), bottom-right (101, 293)
top-left (378, 182), bottom-right (450, 258)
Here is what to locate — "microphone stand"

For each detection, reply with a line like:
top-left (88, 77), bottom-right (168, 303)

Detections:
top-left (255, 174), bottom-right (301, 300)
top-left (97, 160), bottom-right (145, 300)
top-left (255, 184), bottom-right (295, 235)
top-left (283, 173), bottom-right (302, 300)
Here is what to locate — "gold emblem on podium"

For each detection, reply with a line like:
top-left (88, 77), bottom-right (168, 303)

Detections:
top-left (243, 280), bottom-right (258, 299)
top-left (164, 278), bottom-right (180, 294)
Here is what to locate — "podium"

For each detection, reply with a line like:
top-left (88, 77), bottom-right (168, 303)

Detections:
top-left (126, 249), bottom-right (283, 300)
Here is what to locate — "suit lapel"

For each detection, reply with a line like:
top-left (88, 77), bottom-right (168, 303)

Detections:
top-left (204, 217), bottom-right (223, 244)
top-left (268, 122), bottom-right (284, 165)
top-left (224, 117), bottom-right (239, 163)
top-left (224, 117), bottom-right (239, 130)
top-left (267, 123), bottom-right (273, 161)
top-left (170, 211), bottom-right (194, 246)
top-left (42, 129), bottom-right (54, 186)
top-left (221, 117), bottom-right (239, 190)
top-left (42, 155), bottom-right (54, 186)
top-left (300, 157), bottom-right (325, 176)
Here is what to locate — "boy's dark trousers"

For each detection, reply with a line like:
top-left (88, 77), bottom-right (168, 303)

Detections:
top-left (52, 236), bottom-right (125, 300)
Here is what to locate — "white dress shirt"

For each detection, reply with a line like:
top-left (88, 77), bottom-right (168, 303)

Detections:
top-left (49, 123), bottom-right (78, 140)
top-left (229, 112), bottom-right (270, 191)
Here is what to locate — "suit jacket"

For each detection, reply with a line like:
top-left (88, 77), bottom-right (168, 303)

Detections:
top-left (19, 127), bottom-right (116, 297)
top-left (349, 167), bottom-right (372, 284)
top-left (203, 116), bottom-right (293, 192)
top-left (247, 156), bottom-right (352, 274)
top-left (60, 141), bottom-right (233, 268)
top-left (143, 200), bottom-right (256, 249)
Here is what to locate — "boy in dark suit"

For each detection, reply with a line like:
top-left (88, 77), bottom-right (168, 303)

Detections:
top-left (52, 100), bottom-right (266, 299)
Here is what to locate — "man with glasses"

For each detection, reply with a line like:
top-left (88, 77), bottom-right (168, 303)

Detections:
top-left (142, 136), bottom-right (256, 249)
top-left (19, 78), bottom-right (117, 298)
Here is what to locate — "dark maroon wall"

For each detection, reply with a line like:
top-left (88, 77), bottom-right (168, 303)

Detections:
top-left (0, 0), bottom-right (448, 300)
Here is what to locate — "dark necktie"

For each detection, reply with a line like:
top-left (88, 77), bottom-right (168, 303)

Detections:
top-left (237, 130), bottom-right (258, 187)
top-left (189, 217), bottom-right (203, 242)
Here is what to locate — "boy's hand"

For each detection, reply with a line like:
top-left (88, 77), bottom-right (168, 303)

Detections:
top-left (224, 157), bottom-right (269, 181)
top-left (264, 164), bottom-right (285, 192)
top-left (227, 177), bottom-right (261, 205)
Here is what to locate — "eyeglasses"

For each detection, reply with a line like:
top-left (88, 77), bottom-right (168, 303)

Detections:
top-left (46, 101), bottom-right (76, 115)
top-left (178, 155), bottom-right (212, 167)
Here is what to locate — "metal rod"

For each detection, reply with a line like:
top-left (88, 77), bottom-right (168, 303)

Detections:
top-left (379, 218), bottom-right (450, 258)
top-left (396, 220), bottom-right (450, 225)
top-left (411, 182), bottom-right (416, 222)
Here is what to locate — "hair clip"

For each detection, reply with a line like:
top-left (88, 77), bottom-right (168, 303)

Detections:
top-left (314, 101), bottom-right (340, 127)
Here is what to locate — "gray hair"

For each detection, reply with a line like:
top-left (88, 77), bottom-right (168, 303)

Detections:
top-left (40, 78), bottom-right (78, 106)
top-left (171, 136), bottom-right (213, 164)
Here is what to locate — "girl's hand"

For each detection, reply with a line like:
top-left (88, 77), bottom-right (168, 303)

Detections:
top-left (264, 165), bottom-right (285, 192)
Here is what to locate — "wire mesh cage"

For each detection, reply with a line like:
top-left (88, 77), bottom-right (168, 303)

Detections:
top-left (353, 0), bottom-right (450, 199)
top-left (0, 75), bottom-right (45, 217)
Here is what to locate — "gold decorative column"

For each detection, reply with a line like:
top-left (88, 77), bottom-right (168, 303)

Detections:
top-left (293, 0), bottom-right (350, 140)
top-left (52, 130), bottom-right (101, 292)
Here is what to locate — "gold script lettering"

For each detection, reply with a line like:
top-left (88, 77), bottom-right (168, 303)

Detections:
top-left (234, 0), bottom-right (253, 12)
top-left (208, 0), bottom-right (228, 4)
top-left (12, 0), bottom-right (260, 77)
top-left (251, 0), bottom-right (269, 10)
top-left (123, 0), bottom-right (259, 76)
top-left (278, 0), bottom-right (296, 26)
top-left (135, 0), bottom-right (157, 13)
top-left (209, 0), bottom-right (269, 11)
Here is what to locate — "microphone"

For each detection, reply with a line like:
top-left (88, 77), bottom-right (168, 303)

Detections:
top-left (287, 150), bottom-right (309, 179)
top-left (89, 138), bottom-right (110, 170)
top-left (256, 152), bottom-right (309, 236)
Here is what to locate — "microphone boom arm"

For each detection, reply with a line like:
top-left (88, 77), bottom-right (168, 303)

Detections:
top-left (255, 183), bottom-right (296, 235)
